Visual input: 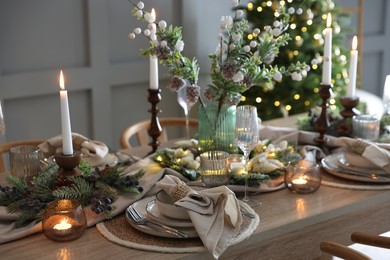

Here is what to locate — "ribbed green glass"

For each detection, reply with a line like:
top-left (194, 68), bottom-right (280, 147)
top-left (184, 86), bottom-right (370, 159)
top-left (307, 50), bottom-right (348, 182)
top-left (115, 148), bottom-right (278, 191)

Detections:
top-left (198, 101), bottom-right (238, 154)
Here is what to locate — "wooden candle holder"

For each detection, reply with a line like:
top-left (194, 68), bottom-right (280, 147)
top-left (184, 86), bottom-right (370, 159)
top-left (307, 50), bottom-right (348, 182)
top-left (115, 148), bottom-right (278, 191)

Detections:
top-left (54, 151), bottom-right (82, 176)
top-left (314, 83), bottom-right (332, 150)
top-left (340, 96), bottom-right (360, 119)
top-left (147, 89), bottom-right (162, 155)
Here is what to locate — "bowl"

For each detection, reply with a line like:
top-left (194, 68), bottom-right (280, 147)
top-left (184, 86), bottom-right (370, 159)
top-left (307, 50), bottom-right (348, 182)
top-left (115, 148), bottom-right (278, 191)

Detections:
top-left (155, 191), bottom-right (190, 220)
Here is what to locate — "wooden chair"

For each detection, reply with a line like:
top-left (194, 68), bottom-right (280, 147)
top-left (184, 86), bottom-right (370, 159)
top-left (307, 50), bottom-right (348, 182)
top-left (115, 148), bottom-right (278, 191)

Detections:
top-left (351, 231), bottom-right (390, 249)
top-left (0, 139), bottom-right (44, 172)
top-left (320, 240), bottom-right (370, 260)
top-left (119, 117), bottom-right (198, 149)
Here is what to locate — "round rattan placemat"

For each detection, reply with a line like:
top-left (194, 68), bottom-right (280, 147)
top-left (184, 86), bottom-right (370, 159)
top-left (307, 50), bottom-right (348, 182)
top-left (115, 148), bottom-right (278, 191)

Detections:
top-left (96, 201), bottom-right (259, 253)
top-left (321, 171), bottom-right (390, 190)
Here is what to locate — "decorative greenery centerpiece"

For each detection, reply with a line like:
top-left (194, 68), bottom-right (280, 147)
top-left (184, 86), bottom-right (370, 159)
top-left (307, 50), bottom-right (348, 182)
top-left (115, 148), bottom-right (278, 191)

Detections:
top-left (0, 160), bottom-right (143, 227)
top-left (128, 0), bottom-right (308, 153)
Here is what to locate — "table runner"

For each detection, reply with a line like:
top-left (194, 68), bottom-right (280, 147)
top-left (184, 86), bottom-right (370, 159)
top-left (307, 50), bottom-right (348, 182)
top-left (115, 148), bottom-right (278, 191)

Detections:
top-left (96, 200), bottom-right (259, 254)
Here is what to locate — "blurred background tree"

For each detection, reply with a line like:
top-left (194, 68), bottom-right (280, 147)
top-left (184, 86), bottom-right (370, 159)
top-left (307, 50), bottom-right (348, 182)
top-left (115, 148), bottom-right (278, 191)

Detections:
top-left (241, 0), bottom-right (351, 120)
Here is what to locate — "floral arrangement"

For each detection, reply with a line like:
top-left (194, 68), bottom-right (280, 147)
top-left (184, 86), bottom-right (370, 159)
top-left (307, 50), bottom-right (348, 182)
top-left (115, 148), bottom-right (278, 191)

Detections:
top-left (0, 160), bottom-right (143, 227)
top-left (154, 139), bottom-right (301, 187)
top-left (128, 0), bottom-right (309, 109)
top-left (154, 147), bottom-right (200, 181)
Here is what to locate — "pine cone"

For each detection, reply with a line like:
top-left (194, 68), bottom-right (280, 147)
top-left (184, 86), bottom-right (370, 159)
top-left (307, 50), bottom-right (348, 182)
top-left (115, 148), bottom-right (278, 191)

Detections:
top-left (53, 176), bottom-right (74, 188)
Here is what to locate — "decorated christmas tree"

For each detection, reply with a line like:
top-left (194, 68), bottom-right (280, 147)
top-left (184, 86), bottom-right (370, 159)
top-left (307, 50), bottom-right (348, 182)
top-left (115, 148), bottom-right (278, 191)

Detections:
top-left (241, 0), bottom-right (351, 120)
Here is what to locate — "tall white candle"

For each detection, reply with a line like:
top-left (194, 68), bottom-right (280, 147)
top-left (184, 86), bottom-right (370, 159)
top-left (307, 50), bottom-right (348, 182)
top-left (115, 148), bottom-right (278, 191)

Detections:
top-left (59, 70), bottom-right (73, 155)
top-left (149, 55), bottom-right (159, 89)
top-left (347, 36), bottom-right (358, 97)
top-left (322, 13), bottom-right (332, 85)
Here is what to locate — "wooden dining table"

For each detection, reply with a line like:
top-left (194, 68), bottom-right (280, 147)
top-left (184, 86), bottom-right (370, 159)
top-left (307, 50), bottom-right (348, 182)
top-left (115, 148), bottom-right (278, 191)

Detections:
top-left (1, 114), bottom-right (390, 259)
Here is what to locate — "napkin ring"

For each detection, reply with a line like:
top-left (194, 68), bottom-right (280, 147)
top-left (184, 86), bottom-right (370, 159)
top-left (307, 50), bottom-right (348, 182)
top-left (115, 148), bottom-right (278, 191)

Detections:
top-left (349, 139), bottom-right (369, 155)
top-left (171, 184), bottom-right (190, 201)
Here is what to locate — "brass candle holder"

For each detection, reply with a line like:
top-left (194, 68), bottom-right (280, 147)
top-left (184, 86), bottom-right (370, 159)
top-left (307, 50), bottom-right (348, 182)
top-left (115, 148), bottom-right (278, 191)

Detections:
top-left (147, 89), bottom-right (162, 155)
top-left (54, 151), bottom-right (82, 176)
top-left (314, 83), bottom-right (332, 150)
top-left (340, 96), bottom-right (360, 119)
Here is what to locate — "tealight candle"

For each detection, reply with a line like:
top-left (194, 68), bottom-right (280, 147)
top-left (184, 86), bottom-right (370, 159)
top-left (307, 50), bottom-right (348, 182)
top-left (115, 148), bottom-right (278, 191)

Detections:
top-left (291, 176), bottom-right (308, 185)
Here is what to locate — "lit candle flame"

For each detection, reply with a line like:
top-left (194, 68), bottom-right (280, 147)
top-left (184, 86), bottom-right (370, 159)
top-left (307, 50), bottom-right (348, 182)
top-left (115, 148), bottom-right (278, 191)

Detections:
top-left (326, 13), bottom-right (332, 28)
top-left (151, 8), bottom-right (156, 23)
top-left (59, 70), bottom-right (65, 90)
top-left (352, 35), bottom-right (358, 50)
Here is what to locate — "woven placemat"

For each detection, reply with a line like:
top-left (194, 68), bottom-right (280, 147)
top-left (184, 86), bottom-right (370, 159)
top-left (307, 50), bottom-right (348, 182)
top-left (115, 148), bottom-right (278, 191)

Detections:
top-left (96, 201), bottom-right (259, 253)
top-left (321, 171), bottom-right (390, 190)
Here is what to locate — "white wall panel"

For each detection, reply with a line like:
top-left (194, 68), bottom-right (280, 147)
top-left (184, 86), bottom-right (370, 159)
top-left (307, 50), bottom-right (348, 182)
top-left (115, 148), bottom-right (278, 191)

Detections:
top-left (0, 0), bottom-right (88, 75)
top-left (0, 0), bottom-right (389, 151)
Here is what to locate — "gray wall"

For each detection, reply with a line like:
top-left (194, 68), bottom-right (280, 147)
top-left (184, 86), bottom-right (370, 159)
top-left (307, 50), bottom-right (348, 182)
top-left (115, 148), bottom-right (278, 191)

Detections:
top-left (0, 0), bottom-right (389, 150)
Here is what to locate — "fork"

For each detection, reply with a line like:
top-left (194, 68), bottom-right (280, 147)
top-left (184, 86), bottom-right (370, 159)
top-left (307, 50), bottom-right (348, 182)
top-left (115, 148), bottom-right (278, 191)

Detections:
top-left (127, 205), bottom-right (188, 238)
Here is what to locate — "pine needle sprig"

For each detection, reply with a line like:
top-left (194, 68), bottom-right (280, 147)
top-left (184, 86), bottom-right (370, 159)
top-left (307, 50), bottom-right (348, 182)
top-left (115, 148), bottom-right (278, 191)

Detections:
top-left (52, 177), bottom-right (95, 206)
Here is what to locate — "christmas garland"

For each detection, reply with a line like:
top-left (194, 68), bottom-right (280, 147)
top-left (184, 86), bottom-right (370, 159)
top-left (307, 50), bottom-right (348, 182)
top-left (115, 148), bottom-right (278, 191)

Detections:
top-left (0, 160), bottom-right (144, 227)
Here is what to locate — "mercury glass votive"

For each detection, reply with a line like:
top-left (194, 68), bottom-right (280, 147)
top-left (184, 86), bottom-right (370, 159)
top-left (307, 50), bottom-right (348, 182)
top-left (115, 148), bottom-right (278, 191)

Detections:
top-left (284, 160), bottom-right (321, 194)
top-left (42, 199), bottom-right (87, 242)
top-left (352, 115), bottom-right (380, 141)
top-left (200, 151), bottom-right (229, 187)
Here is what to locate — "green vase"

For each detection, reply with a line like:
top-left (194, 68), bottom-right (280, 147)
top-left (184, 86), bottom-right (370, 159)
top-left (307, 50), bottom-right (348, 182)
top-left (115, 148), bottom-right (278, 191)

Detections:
top-left (198, 101), bottom-right (238, 154)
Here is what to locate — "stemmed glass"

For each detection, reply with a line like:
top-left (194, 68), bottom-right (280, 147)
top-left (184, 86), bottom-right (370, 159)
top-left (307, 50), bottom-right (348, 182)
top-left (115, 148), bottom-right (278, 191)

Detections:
top-left (0, 101), bottom-right (5, 135)
top-left (177, 84), bottom-right (200, 138)
top-left (235, 105), bottom-right (260, 207)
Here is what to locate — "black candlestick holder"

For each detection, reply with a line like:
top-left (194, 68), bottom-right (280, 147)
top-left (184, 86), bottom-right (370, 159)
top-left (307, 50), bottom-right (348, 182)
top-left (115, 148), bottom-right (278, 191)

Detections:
top-left (314, 83), bottom-right (332, 150)
top-left (147, 89), bottom-right (162, 155)
top-left (54, 151), bottom-right (82, 176)
top-left (340, 96), bottom-right (360, 119)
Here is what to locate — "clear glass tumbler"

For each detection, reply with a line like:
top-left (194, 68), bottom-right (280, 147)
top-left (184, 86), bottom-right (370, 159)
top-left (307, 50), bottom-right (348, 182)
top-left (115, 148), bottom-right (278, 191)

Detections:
top-left (9, 145), bottom-right (41, 180)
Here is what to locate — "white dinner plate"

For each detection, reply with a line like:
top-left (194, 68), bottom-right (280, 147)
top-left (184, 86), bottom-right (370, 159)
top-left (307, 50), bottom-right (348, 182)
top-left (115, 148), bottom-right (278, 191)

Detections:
top-left (321, 153), bottom-right (390, 183)
top-left (126, 196), bottom-right (199, 238)
top-left (337, 152), bottom-right (390, 175)
top-left (146, 199), bottom-right (194, 228)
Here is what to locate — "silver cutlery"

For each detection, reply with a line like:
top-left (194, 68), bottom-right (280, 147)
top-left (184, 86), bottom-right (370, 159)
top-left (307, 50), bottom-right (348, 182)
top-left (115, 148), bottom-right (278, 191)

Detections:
top-left (127, 205), bottom-right (188, 238)
top-left (240, 207), bottom-right (256, 219)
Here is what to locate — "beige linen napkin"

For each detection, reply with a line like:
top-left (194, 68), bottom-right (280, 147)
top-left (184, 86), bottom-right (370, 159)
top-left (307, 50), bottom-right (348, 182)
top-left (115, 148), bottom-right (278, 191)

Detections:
top-left (0, 156), bottom-right (190, 245)
top-left (38, 133), bottom-right (109, 167)
top-left (156, 175), bottom-right (242, 259)
top-left (260, 125), bottom-right (390, 172)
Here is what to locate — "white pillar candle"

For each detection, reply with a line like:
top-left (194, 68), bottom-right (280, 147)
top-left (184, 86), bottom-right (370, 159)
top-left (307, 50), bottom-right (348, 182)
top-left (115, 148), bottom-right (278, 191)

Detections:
top-left (149, 55), bottom-right (159, 89)
top-left (347, 36), bottom-right (358, 97)
top-left (59, 70), bottom-right (73, 155)
top-left (322, 13), bottom-right (332, 85)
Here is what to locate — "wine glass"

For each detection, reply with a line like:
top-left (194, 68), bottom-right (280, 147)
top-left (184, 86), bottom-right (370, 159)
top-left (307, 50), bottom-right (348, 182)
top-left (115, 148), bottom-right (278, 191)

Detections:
top-left (0, 101), bottom-right (5, 135)
top-left (235, 105), bottom-right (260, 207)
top-left (177, 84), bottom-right (200, 138)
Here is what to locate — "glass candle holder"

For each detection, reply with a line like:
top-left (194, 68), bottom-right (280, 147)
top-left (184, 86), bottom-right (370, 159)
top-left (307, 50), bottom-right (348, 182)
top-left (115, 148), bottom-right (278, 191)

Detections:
top-left (42, 199), bottom-right (87, 242)
top-left (352, 115), bottom-right (380, 141)
top-left (200, 151), bottom-right (229, 187)
top-left (284, 160), bottom-right (321, 194)
top-left (227, 154), bottom-right (246, 175)
top-left (9, 145), bottom-right (41, 181)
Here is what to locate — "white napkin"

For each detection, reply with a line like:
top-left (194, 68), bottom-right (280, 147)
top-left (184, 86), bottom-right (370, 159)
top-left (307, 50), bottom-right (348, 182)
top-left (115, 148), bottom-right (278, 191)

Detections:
top-left (260, 126), bottom-right (390, 172)
top-left (156, 175), bottom-right (242, 259)
top-left (38, 133), bottom-right (110, 167)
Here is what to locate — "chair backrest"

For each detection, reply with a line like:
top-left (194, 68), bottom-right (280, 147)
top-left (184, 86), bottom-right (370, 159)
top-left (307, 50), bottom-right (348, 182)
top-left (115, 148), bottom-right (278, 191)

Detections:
top-left (0, 139), bottom-right (44, 172)
top-left (351, 231), bottom-right (390, 249)
top-left (120, 117), bottom-right (198, 149)
top-left (320, 240), bottom-right (370, 260)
